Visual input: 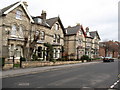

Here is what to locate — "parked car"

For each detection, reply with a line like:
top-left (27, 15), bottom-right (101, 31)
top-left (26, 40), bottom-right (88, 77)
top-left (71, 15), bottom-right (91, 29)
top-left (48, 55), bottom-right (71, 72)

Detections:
top-left (103, 57), bottom-right (114, 62)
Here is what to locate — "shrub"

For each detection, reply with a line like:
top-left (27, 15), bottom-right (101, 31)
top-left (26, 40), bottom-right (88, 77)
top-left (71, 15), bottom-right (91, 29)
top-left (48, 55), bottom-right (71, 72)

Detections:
top-left (1, 58), bottom-right (5, 67)
top-left (13, 64), bottom-right (20, 67)
top-left (20, 56), bottom-right (26, 61)
top-left (32, 53), bottom-right (38, 61)
top-left (81, 55), bottom-right (89, 60)
top-left (51, 59), bottom-right (56, 63)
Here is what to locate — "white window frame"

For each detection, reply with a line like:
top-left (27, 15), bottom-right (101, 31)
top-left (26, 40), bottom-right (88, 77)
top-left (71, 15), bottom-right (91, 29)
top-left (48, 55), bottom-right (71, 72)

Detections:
top-left (19, 26), bottom-right (24, 38)
top-left (57, 35), bottom-right (60, 43)
top-left (57, 49), bottom-right (60, 58)
top-left (53, 48), bottom-right (56, 58)
top-left (11, 24), bottom-right (17, 37)
top-left (53, 34), bottom-right (56, 42)
top-left (40, 31), bottom-right (45, 40)
top-left (16, 10), bottom-right (22, 20)
top-left (16, 46), bottom-right (22, 58)
top-left (55, 23), bottom-right (59, 30)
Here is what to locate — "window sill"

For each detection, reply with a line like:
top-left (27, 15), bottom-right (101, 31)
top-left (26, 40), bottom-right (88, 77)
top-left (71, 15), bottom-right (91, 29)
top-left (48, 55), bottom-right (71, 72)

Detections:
top-left (16, 17), bottom-right (22, 20)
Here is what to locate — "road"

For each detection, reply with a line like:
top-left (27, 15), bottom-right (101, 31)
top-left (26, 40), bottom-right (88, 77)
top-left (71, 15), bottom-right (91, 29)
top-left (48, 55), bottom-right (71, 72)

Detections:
top-left (2, 60), bottom-right (119, 89)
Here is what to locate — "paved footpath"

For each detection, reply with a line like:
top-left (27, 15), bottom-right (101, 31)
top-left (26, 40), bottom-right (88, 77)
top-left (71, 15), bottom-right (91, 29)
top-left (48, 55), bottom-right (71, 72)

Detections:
top-left (1, 61), bottom-right (102, 78)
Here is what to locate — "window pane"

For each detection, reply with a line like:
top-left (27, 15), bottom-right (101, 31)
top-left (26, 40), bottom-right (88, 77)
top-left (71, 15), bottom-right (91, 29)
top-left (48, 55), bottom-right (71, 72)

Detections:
top-left (38, 47), bottom-right (43, 58)
top-left (11, 25), bottom-right (16, 35)
top-left (57, 49), bottom-right (60, 58)
top-left (57, 35), bottom-right (60, 43)
top-left (41, 31), bottom-right (45, 40)
top-left (53, 34), bottom-right (56, 42)
top-left (19, 26), bottom-right (23, 37)
top-left (55, 23), bottom-right (59, 30)
top-left (16, 46), bottom-right (21, 57)
top-left (16, 10), bottom-right (22, 19)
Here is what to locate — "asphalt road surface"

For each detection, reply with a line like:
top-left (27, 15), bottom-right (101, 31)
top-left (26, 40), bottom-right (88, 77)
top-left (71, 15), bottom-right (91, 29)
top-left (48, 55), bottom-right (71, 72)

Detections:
top-left (2, 60), bottom-right (119, 89)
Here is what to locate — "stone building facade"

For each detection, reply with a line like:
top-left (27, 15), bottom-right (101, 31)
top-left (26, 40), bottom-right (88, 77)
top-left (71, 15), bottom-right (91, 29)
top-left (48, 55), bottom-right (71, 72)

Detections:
top-left (0, 1), bottom-right (101, 61)
top-left (64, 25), bottom-right (100, 59)
top-left (0, 1), bottom-right (65, 61)
top-left (64, 24), bottom-right (86, 60)
top-left (32, 13), bottom-right (65, 60)
top-left (0, 1), bottom-right (33, 60)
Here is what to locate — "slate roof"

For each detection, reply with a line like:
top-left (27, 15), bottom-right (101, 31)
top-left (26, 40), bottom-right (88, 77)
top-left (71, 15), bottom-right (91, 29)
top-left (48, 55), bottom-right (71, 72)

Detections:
top-left (0, 2), bottom-right (19, 16)
top-left (65, 25), bottom-right (80, 35)
top-left (65, 25), bottom-right (86, 37)
top-left (90, 31), bottom-right (100, 40)
top-left (46, 17), bottom-right (65, 34)
top-left (46, 17), bottom-right (58, 27)
top-left (0, 1), bottom-right (34, 22)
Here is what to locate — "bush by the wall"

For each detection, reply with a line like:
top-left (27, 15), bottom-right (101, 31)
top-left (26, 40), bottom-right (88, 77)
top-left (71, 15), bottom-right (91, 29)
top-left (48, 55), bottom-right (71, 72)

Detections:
top-left (81, 55), bottom-right (90, 62)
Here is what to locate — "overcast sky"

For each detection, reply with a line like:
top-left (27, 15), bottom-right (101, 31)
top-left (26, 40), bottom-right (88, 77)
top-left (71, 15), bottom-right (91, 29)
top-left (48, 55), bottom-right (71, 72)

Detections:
top-left (0, 0), bottom-right (119, 41)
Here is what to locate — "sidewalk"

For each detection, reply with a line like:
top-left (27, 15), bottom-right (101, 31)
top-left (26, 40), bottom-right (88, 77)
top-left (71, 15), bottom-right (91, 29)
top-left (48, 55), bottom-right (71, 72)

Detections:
top-left (1, 61), bottom-right (101, 78)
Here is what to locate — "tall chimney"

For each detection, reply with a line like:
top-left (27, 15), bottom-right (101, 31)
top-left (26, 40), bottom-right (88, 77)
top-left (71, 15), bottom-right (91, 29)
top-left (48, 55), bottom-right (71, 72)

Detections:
top-left (86, 27), bottom-right (89, 33)
top-left (41, 10), bottom-right (47, 20)
top-left (23, 1), bottom-right (28, 8)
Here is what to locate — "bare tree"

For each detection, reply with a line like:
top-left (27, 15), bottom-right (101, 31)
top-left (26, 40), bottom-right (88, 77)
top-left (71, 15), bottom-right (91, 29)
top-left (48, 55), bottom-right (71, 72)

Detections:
top-left (23, 26), bottom-right (40, 61)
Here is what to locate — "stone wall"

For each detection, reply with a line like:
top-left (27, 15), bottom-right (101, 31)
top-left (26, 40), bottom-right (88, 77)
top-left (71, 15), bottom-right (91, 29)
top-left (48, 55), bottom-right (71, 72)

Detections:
top-left (3, 61), bottom-right (82, 70)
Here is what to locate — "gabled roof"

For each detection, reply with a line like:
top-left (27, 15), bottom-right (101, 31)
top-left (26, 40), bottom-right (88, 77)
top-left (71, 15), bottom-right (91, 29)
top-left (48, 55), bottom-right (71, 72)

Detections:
top-left (90, 31), bottom-right (101, 40)
top-left (46, 17), bottom-right (65, 34)
top-left (32, 16), bottom-right (50, 28)
top-left (46, 17), bottom-right (58, 27)
top-left (65, 25), bottom-right (80, 35)
top-left (0, 1), bottom-right (34, 23)
top-left (65, 25), bottom-right (86, 37)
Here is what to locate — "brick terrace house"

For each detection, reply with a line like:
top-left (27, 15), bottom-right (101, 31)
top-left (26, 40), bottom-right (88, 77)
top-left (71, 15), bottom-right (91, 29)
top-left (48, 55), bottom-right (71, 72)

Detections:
top-left (99, 41), bottom-right (120, 58)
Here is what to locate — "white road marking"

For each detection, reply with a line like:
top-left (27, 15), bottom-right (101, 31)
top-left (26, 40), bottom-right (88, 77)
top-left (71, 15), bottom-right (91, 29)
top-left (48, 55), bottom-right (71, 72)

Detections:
top-left (110, 79), bottom-right (120, 88)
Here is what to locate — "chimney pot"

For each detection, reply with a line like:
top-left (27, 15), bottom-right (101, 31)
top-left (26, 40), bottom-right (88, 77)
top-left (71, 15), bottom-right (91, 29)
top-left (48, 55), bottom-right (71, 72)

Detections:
top-left (23, 1), bottom-right (28, 8)
top-left (41, 10), bottom-right (47, 20)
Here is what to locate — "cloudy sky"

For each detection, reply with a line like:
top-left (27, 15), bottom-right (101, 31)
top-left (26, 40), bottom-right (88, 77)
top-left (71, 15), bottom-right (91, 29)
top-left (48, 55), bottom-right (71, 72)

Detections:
top-left (0, 0), bottom-right (119, 41)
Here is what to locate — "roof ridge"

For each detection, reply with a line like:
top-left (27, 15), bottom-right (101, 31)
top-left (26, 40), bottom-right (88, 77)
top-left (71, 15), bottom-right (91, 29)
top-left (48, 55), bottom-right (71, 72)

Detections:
top-left (1, 1), bottom-right (19, 13)
top-left (46, 17), bottom-right (58, 21)
top-left (66, 25), bottom-right (80, 29)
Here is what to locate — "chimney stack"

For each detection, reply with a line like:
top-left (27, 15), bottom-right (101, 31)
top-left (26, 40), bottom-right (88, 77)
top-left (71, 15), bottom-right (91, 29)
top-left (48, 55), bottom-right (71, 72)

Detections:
top-left (76, 23), bottom-right (80, 26)
top-left (86, 27), bottom-right (89, 33)
top-left (41, 10), bottom-right (47, 20)
top-left (23, 1), bottom-right (28, 8)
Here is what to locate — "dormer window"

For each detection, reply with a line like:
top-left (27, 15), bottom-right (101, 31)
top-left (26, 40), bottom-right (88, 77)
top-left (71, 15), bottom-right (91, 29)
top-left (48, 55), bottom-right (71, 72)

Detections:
top-left (78, 31), bottom-right (82, 35)
top-left (16, 10), bottom-right (22, 20)
top-left (55, 23), bottom-right (59, 30)
top-left (38, 18), bottom-right (42, 23)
